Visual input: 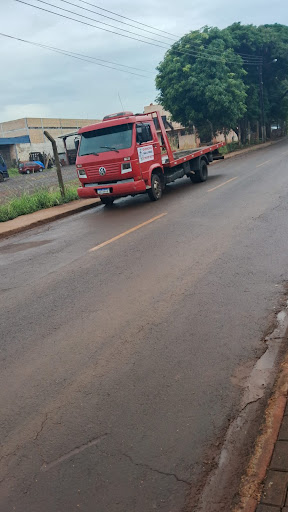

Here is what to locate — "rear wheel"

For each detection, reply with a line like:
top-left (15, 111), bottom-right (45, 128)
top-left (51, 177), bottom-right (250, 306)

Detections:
top-left (148, 173), bottom-right (163, 201)
top-left (190, 159), bottom-right (208, 183)
top-left (0, 173), bottom-right (4, 183)
top-left (100, 197), bottom-right (114, 207)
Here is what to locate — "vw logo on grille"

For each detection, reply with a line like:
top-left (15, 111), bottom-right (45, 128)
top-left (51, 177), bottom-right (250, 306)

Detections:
top-left (99, 167), bottom-right (106, 176)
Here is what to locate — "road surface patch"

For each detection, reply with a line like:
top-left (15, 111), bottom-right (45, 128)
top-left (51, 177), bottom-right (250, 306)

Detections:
top-left (89, 213), bottom-right (167, 253)
top-left (208, 176), bottom-right (238, 192)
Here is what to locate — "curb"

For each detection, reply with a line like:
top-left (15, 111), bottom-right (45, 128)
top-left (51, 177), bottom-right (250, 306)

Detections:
top-left (234, 304), bottom-right (288, 512)
top-left (222, 137), bottom-right (287, 161)
top-left (0, 199), bottom-right (100, 240)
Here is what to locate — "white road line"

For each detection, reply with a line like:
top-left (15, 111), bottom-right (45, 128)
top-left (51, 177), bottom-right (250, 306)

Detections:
top-left (89, 213), bottom-right (167, 252)
top-left (208, 177), bottom-right (238, 193)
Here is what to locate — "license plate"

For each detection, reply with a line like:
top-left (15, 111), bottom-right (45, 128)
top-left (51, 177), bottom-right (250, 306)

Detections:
top-left (97, 188), bottom-right (110, 195)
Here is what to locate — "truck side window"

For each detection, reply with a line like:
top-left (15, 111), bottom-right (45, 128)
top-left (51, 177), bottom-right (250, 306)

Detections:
top-left (136, 123), bottom-right (153, 144)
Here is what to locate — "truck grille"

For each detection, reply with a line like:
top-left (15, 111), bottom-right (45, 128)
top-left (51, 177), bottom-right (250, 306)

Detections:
top-left (86, 163), bottom-right (119, 180)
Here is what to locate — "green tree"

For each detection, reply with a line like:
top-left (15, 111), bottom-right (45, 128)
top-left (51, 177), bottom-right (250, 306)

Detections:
top-left (156, 28), bottom-right (247, 141)
top-left (223, 23), bottom-right (288, 139)
top-left (156, 24), bottom-right (288, 143)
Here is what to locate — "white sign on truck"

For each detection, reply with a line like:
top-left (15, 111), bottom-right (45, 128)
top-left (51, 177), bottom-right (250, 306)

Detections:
top-left (137, 145), bottom-right (154, 164)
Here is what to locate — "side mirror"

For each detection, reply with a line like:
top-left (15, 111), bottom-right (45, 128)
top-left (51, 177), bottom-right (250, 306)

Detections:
top-left (74, 138), bottom-right (80, 151)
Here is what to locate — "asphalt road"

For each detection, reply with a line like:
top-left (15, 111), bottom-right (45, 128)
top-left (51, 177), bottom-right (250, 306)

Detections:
top-left (1, 140), bottom-right (288, 512)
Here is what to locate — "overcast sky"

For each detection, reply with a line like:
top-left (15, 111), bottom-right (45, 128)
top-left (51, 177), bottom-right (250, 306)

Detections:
top-left (1, 0), bottom-right (287, 123)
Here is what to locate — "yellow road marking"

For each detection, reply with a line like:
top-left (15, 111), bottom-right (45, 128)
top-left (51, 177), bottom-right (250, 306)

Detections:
top-left (208, 177), bottom-right (238, 192)
top-left (89, 213), bottom-right (167, 252)
top-left (256, 159), bottom-right (271, 168)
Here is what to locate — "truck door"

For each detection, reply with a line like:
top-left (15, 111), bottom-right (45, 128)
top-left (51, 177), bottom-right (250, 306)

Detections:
top-left (136, 122), bottom-right (162, 182)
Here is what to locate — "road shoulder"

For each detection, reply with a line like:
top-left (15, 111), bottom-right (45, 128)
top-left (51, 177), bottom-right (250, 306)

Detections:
top-left (0, 198), bottom-right (100, 240)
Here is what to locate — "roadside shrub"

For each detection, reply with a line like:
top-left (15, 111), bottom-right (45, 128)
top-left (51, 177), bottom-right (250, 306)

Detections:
top-left (0, 186), bottom-right (79, 222)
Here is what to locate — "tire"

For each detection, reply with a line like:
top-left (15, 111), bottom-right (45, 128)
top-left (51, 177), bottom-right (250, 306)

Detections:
top-left (190, 159), bottom-right (208, 183)
top-left (148, 173), bottom-right (163, 201)
top-left (0, 173), bottom-right (4, 183)
top-left (26, 170), bottom-right (30, 174)
top-left (100, 197), bottom-right (114, 206)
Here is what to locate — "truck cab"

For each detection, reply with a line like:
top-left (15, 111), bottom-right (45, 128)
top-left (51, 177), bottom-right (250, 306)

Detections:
top-left (76, 112), bottom-right (163, 205)
top-left (0, 153), bottom-right (9, 182)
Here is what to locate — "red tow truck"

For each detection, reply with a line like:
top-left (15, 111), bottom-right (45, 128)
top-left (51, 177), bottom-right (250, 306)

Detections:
top-left (76, 111), bottom-right (225, 206)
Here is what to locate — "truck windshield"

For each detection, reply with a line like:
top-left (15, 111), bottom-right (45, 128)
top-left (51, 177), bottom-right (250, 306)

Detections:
top-left (79, 124), bottom-right (133, 156)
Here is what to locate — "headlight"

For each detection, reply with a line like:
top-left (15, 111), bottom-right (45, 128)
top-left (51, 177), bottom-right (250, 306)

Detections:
top-left (121, 162), bottom-right (132, 174)
top-left (78, 168), bottom-right (87, 178)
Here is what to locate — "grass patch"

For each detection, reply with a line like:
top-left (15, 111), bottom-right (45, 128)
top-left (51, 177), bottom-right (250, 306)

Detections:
top-left (8, 167), bottom-right (20, 177)
top-left (0, 186), bottom-right (79, 222)
top-left (219, 142), bottom-right (242, 155)
top-left (219, 140), bottom-right (263, 155)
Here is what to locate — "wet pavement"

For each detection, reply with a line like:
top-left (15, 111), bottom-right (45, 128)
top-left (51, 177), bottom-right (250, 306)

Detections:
top-left (1, 139), bottom-right (288, 512)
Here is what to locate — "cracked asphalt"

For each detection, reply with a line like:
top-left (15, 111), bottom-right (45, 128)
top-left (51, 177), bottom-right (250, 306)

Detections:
top-left (1, 139), bottom-right (288, 511)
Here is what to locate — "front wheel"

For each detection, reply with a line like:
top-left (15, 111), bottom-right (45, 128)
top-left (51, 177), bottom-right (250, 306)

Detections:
top-left (148, 173), bottom-right (163, 201)
top-left (100, 197), bottom-right (114, 207)
top-left (190, 160), bottom-right (208, 183)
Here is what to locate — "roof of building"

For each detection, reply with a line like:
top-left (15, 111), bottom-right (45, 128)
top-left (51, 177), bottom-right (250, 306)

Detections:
top-left (0, 135), bottom-right (30, 145)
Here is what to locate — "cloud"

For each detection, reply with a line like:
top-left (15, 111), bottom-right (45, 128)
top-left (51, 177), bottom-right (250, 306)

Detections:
top-left (0, 0), bottom-right (287, 122)
top-left (0, 104), bottom-right (53, 121)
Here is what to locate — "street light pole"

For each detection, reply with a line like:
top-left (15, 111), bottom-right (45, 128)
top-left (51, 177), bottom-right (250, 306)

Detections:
top-left (259, 63), bottom-right (265, 142)
top-left (258, 58), bottom-right (277, 143)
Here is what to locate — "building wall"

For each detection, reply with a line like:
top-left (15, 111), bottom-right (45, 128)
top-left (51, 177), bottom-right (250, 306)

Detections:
top-left (178, 133), bottom-right (198, 149)
top-left (144, 103), bottom-right (197, 150)
top-left (213, 130), bottom-right (238, 144)
top-left (0, 117), bottom-right (100, 164)
top-left (143, 103), bottom-right (183, 131)
top-left (16, 140), bottom-right (66, 162)
top-left (0, 118), bottom-right (28, 139)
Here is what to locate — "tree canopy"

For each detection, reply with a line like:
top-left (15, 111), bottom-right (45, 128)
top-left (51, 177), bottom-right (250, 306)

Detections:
top-left (156, 23), bottom-right (288, 142)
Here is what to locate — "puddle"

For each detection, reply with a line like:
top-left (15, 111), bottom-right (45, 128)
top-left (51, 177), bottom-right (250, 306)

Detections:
top-left (0, 240), bottom-right (52, 254)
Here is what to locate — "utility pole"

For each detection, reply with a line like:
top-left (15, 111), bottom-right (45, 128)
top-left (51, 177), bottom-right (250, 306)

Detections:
top-left (44, 130), bottom-right (65, 198)
top-left (259, 62), bottom-right (265, 142)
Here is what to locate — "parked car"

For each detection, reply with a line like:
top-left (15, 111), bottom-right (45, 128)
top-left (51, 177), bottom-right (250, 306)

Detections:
top-left (18, 161), bottom-right (45, 174)
top-left (0, 154), bottom-right (9, 182)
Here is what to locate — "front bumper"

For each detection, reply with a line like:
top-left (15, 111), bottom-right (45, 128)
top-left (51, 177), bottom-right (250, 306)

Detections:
top-left (77, 179), bottom-right (147, 199)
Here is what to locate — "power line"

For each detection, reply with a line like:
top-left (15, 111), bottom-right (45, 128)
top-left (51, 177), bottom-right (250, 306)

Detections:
top-left (54, 0), bottom-right (263, 62)
top-left (0, 32), bottom-right (152, 77)
top-left (56, 0), bottom-right (177, 42)
top-left (74, 0), bottom-right (179, 38)
top-left (25, 0), bottom-right (173, 46)
top-left (14, 0), bottom-right (263, 65)
top-left (74, 0), bottom-right (262, 63)
top-left (15, 0), bottom-right (172, 50)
